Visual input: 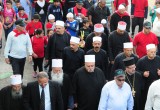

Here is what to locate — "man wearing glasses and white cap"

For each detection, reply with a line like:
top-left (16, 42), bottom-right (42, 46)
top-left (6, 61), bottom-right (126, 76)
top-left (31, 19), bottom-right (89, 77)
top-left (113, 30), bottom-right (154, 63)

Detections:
top-left (0, 75), bottom-right (25, 110)
top-left (73, 55), bottom-right (106, 110)
top-left (98, 69), bottom-right (133, 110)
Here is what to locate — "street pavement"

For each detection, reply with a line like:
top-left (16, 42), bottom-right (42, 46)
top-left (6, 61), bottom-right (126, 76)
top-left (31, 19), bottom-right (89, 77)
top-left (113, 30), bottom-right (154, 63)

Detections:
top-left (0, 0), bottom-right (154, 89)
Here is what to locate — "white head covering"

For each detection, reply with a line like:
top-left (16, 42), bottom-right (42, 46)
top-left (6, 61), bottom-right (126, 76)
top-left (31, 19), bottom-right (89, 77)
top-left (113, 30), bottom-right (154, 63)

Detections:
top-left (123, 42), bottom-right (133, 48)
top-left (118, 4), bottom-right (125, 10)
top-left (93, 36), bottom-right (102, 42)
top-left (48, 14), bottom-right (55, 20)
top-left (66, 12), bottom-right (74, 18)
top-left (146, 44), bottom-right (156, 50)
top-left (56, 20), bottom-right (64, 27)
top-left (117, 21), bottom-right (127, 30)
top-left (10, 75), bottom-right (22, 85)
top-left (101, 19), bottom-right (107, 24)
top-left (155, 8), bottom-right (160, 14)
top-left (52, 59), bottom-right (63, 67)
top-left (85, 55), bottom-right (95, 62)
top-left (70, 36), bottom-right (80, 44)
top-left (94, 24), bottom-right (104, 32)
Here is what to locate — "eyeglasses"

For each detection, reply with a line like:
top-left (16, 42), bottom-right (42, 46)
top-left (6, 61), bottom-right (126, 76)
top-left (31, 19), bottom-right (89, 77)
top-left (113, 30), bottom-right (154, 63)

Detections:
top-left (117, 78), bottom-right (125, 82)
top-left (156, 2), bottom-right (160, 4)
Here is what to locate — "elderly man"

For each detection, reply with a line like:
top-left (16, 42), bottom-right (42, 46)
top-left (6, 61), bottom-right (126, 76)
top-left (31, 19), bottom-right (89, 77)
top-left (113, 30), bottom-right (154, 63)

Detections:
top-left (108, 21), bottom-right (131, 64)
top-left (23, 72), bottom-right (63, 110)
top-left (4, 19), bottom-right (33, 78)
top-left (110, 4), bottom-right (130, 32)
top-left (86, 36), bottom-right (108, 79)
top-left (133, 21), bottom-right (159, 58)
top-left (136, 44), bottom-right (160, 109)
top-left (123, 57), bottom-right (144, 110)
top-left (73, 55), bottom-right (106, 110)
top-left (0, 75), bottom-right (24, 110)
top-left (51, 59), bottom-right (73, 110)
top-left (111, 42), bottom-right (138, 78)
top-left (46, 20), bottom-right (71, 76)
top-left (85, 23), bottom-right (108, 52)
top-left (88, 0), bottom-right (110, 26)
top-left (63, 37), bottom-right (84, 79)
top-left (98, 69), bottom-right (134, 110)
top-left (145, 79), bottom-right (160, 110)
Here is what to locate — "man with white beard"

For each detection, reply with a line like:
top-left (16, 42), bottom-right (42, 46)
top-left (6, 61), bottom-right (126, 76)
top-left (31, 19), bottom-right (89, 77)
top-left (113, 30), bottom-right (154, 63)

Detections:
top-left (0, 75), bottom-right (25, 110)
top-left (51, 59), bottom-right (73, 110)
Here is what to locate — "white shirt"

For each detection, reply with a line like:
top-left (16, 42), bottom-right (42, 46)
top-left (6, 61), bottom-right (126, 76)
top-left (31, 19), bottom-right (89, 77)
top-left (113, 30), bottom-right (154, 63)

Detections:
top-left (39, 84), bottom-right (51, 110)
top-left (152, 17), bottom-right (160, 37)
top-left (145, 79), bottom-right (160, 110)
top-left (98, 80), bottom-right (133, 110)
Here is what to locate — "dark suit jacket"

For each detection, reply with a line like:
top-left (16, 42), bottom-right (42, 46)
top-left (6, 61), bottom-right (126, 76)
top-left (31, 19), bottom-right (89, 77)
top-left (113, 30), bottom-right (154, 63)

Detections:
top-left (23, 81), bottom-right (64, 110)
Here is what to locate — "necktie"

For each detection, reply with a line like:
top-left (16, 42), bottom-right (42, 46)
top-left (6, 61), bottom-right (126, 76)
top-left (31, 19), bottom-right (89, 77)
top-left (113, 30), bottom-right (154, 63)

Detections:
top-left (40, 88), bottom-right (45, 110)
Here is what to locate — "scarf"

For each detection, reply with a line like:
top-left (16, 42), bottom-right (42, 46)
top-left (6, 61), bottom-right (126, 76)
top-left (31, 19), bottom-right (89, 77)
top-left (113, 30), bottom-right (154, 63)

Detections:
top-left (13, 29), bottom-right (26, 37)
top-left (73, 6), bottom-right (87, 16)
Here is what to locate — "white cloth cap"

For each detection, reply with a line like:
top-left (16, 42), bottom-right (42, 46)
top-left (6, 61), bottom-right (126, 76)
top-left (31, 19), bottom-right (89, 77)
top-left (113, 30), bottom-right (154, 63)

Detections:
top-left (94, 24), bottom-right (104, 32)
top-left (70, 36), bottom-right (80, 44)
top-left (10, 75), bottom-right (22, 85)
top-left (48, 14), bottom-right (55, 20)
top-left (85, 55), bottom-right (95, 62)
top-left (155, 8), bottom-right (160, 14)
top-left (93, 36), bottom-right (102, 42)
top-left (56, 20), bottom-right (64, 27)
top-left (66, 12), bottom-right (74, 18)
top-left (118, 4), bottom-right (125, 10)
top-left (146, 44), bottom-right (156, 50)
top-left (101, 19), bottom-right (107, 24)
top-left (123, 42), bottom-right (133, 48)
top-left (117, 21), bottom-right (126, 30)
top-left (52, 59), bottom-right (63, 67)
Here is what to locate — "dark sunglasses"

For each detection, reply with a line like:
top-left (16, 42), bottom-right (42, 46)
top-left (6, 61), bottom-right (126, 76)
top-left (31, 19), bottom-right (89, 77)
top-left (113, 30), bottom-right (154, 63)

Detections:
top-left (117, 78), bottom-right (125, 82)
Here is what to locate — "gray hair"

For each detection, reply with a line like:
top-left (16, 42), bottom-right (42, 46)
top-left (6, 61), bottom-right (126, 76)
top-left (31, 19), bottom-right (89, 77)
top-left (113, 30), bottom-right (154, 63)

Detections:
top-left (99, 0), bottom-right (106, 3)
top-left (37, 71), bottom-right (49, 79)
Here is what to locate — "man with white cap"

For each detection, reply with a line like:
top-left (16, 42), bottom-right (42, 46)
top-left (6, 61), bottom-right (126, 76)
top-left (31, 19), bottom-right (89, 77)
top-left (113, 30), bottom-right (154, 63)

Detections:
top-left (86, 36), bottom-right (109, 79)
top-left (46, 20), bottom-right (71, 76)
top-left (63, 36), bottom-right (84, 79)
top-left (101, 19), bottom-right (109, 36)
top-left (85, 23), bottom-right (108, 52)
top-left (73, 55), bottom-right (106, 110)
top-left (108, 21), bottom-right (131, 65)
top-left (51, 59), bottom-right (73, 110)
top-left (110, 4), bottom-right (130, 32)
top-left (111, 42), bottom-right (138, 79)
top-left (0, 75), bottom-right (25, 110)
top-left (136, 44), bottom-right (160, 109)
top-left (152, 7), bottom-right (160, 55)
top-left (133, 21), bottom-right (159, 58)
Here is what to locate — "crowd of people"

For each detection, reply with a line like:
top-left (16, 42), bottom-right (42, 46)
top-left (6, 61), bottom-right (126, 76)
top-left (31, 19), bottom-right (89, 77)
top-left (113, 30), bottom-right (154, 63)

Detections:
top-left (0, 0), bottom-right (160, 110)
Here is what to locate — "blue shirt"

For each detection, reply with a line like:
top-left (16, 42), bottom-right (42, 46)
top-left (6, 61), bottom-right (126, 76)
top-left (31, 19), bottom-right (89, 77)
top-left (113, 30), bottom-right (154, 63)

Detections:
top-left (66, 20), bottom-right (79, 36)
top-left (4, 31), bottom-right (33, 58)
top-left (98, 80), bottom-right (133, 110)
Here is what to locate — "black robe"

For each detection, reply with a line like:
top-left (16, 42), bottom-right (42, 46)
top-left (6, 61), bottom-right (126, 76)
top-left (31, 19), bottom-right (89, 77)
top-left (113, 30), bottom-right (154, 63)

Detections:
top-left (136, 56), bottom-right (160, 109)
top-left (111, 52), bottom-right (138, 79)
top-left (108, 30), bottom-right (131, 61)
top-left (73, 66), bottom-right (106, 110)
top-left (86, 49), bottom-right (109, 79)
top-left (63, 46), bottom-right (85, 79)
top-left (0, 86), bottom-right (25, 110)
top-left (85, 32), bottom-right (108, 53)
top-left (125, 72), bottom-right (144, 110)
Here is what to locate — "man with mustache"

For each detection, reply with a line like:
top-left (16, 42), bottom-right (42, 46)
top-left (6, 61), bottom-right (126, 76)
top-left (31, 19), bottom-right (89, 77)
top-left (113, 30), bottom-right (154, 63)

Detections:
top-left (73, 55), bottom-right (106, 110)
top-left (86, 36), bottom-right (108, 80)
top-left (0, 75), bottom-right (25, 110)
top-left (63, 36), bottom-right (84, 80)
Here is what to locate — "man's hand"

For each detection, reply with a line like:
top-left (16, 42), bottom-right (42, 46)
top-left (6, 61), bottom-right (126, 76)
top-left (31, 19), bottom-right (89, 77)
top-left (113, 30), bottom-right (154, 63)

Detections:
top-left (28, 56), bottom-right (32, 62)
top-left (130, 15), bottom-right (134, 19)
top-left (32, 53), bottom-right (38, 58)
top-left (111, 61), bottom-right (114, 64)
top-left (144, 71), bottom-right (149, 77)
top-left (5, 58), bottom-right (10, 64)
top-left (4, 25), bottom-right (8, 29)
top-left (7, 24), bottom-right (12, 28)
top-left (157, 69), bottom-right (160, 76)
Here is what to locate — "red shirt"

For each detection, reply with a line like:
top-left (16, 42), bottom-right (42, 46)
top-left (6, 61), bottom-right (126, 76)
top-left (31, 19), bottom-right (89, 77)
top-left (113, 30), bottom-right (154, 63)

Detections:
top-left (26, 20), bottom-right (42, 35)
top-left (17, 12), bottom-right (28, 20)
top-left (114, 0), bottom-right (129, 10)
top-left (133, 31), bottom-right (159, 58)
top-left (132, 0), bottom-right (148, 17)
top-left (31, 36), bottom-right (48, 58)
top-left (46, 22), bottom-right (56, 31)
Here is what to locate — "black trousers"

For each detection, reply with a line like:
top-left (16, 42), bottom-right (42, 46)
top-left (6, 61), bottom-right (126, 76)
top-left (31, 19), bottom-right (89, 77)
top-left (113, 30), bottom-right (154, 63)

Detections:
top-left (131, 17), bottom-right (144, 35)
top-left (33, 57), bottom-right (44, 72)
top-left (9, 56), bottom-right (26, 78)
